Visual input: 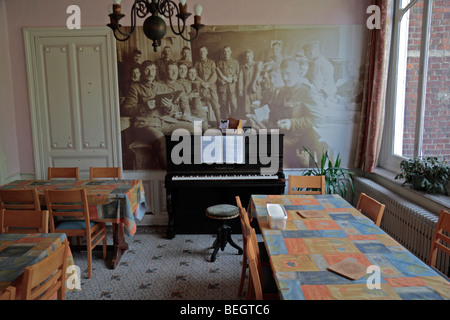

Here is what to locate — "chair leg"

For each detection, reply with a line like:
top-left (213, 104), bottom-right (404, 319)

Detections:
top-left (86, 241), bottom-right (92, 279)
top-left (238, 252), bottom-right (248, 296)
top-left (87, 251), bottom-right (92, 279)
top-left (102, 230), bottom-right (107, 260)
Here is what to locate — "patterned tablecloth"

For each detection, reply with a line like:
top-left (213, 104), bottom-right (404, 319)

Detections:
top-left (249, 194), bottom-right (450, 300)
top-left (0, 180), bottom-right (147, 236)
top-left (0, 233), bottom-right (76, 294)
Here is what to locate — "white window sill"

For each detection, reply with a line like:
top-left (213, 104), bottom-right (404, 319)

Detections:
top-left (359, 167), bottom-right (450, 214)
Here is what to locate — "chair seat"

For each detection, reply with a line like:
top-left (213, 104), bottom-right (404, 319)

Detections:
top-left (206, 204), bottom-right (239, 219)
top-left (56, 220), bottom-right (96, 230)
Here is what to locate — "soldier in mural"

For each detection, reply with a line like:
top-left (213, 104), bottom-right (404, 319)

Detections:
top-left (155, 46), bottom-right (175, 81)
top-left (303, 41), bottom-right (337, 104)
top-left (178, 46), bottom-right (193, 68)
top-left (176, 61), bottom-right (190, 95)
top-left (186, 66), bottom-right (207, 119)
top-left (238, 49), bottom-right (262, 118)
top-left (194, 46), bottom-right (222, 127)
top-left (121, 63), bottom-right (141, 97)
top-left (118, 48), bottom-right (142, 97)
top-left (275, 58), bottom-right (327, 167)
top-left (216, 45), bottom-right (240, 119)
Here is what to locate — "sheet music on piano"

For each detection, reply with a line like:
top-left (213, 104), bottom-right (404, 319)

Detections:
top-left (200, 135), bottom-right (244, 164)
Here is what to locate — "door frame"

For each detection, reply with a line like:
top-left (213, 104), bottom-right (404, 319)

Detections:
top-left (23, 27), bottom-right (121, 179)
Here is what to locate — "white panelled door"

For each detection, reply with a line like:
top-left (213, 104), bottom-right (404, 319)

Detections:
top-left (24, 27), bottom-right (121, 179)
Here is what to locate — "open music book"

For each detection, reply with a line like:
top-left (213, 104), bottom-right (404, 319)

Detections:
top-left (200, 135), bottom-right (244, 164)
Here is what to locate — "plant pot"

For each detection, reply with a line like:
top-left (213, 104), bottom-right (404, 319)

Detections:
top-left (411, 174), bottom-right (426, 191)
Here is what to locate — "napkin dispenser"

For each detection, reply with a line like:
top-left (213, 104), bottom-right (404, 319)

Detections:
top-left (267, 204), bottom-right (287, 229)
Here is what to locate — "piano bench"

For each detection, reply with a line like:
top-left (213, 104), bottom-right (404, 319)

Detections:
top-left (206, 204), bottom-right (243, 262)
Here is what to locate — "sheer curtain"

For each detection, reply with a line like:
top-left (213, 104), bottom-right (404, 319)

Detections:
top-left (355, 0), bottom-right (393, 172)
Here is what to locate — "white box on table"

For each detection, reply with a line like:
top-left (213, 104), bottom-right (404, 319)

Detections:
top-left (267, 204), bottom-right (287, 230)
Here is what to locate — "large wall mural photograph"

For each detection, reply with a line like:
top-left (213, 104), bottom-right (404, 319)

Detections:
top-left (117, 25), bottom-right (367, 171)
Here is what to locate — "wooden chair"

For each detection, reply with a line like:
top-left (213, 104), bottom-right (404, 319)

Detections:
top-left (44, 188), bottom-right (106, 279)
top-left (89, 167), bottom-right (121, 180)
top-left (22, 240), bottom-right (69, 300)
top-left (235, 196), bottom-right (269, 297)
top-left (0, 286), bottom-right (16, 300)
top-left (48, 167), bottom-right (79, 180)
top-left (0, 189), bottom-right (41, 210)
top-left (1, 209), bottom-right (49, 234)
top-left (236, 196), bottom-right (252, 296)
top-left (429, 210), bottom-right (450, 273)
top-left (246, 227), bottom-right (278, 300)
top-left (356, 193), bottom-right (386, 227)
top-left (288, 175), bottom-right (326, 195)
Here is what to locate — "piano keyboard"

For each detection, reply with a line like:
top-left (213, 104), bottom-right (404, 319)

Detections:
top-left (171, 174), bottom-right (279, 181)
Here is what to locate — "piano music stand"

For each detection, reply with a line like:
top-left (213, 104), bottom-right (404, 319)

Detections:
top-left (205, 204), bottom-right (243, 262)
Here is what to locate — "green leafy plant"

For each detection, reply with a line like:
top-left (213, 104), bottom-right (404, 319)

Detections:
top-left (301, 147), bottom-right (354, 198)
top-left (395, 156), bottom-right (449, 195)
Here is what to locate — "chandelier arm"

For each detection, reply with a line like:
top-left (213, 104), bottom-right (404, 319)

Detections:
top-left (135, 0), bottom-right (149, 18)
top-left (113, 30), bottom-right (132, 41)
top-left (111, 1), bottom-right (140, 39)
top-left (158, 0), bottom-right (177, 18)
top-left (177, 27), bottom-right (200, 42)
top-left (167, 14), bottom-right (187, 36)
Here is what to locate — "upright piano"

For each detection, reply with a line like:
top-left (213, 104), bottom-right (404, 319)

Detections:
top-left (164, 131), bottom-right (285, 238)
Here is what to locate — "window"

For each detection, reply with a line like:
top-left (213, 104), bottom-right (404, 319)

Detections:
top-left (379, 0), bottom-right (450, 172)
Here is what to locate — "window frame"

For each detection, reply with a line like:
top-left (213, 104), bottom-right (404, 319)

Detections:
top-left (378, 0), bottom-right (434, 173)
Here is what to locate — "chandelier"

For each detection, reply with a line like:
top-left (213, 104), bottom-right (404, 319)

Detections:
top-left (107, 0), bottom-right (204, 52)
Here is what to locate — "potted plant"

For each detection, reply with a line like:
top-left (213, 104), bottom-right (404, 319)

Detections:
top-left (395, 156), bottom-right (449, 195)
top-left (301, 147), bottom-right (354, 198)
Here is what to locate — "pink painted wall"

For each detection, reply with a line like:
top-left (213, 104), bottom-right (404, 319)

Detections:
top-left (3, 0), bottom-right (370, 175)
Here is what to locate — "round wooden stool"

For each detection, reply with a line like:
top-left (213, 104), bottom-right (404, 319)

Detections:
top-left (206, 204), bottom-right (243, 262)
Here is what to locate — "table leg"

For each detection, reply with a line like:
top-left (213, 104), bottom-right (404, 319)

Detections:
top-left (109, 222), bottom-right (129, 269)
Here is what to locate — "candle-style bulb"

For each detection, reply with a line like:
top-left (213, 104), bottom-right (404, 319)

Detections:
top-left (108, 4), bottom-right (113, 14)
top-left (113, 0), bottom-right (122, 4)
top-left (193, 4), bottom-right (202, 16)
top-left (179, 0), bottom-right (187, 15)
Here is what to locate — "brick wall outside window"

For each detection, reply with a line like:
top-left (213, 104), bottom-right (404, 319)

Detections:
top-left (403, 0), bottom-right (450, 161)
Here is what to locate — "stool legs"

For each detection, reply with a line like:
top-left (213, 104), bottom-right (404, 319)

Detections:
top-left (210, 222), bottom-right (243, 262)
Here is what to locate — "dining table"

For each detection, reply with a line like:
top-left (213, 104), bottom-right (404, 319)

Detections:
top-left (0, 232), bottom-right (78, 299)
top-left (0, 179), bottom-right (147, 269)
top-left (249, 194), bottom-right (450, 300)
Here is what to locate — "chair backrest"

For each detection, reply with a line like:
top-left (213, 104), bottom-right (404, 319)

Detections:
top-left (247, 227), bottom-right (263, 300)
top-left (288, 175), bottom-right (326, 195)
top-left (429, 209), bottom-right (450, 269)
top-left (0, 286), bottom-right (16, 300)
top-left (236, 196), bottom-right (252, 246)
top-left (0, 189), bottom-right (41, 210)
top-left (22, 240), bottom-right (69, 300)
top-left (235, 196), bottom-right (243, 211)
top-left (89, 167), bottom-right (121, 180)
top-left (1, 209), bottom-right (49, 234)
top-left (48, 167), bottom-right (79, 180)
top-left (44, 188), bottom-right (90, 232)
top-left (356, 193), bottom-right (386, 227)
